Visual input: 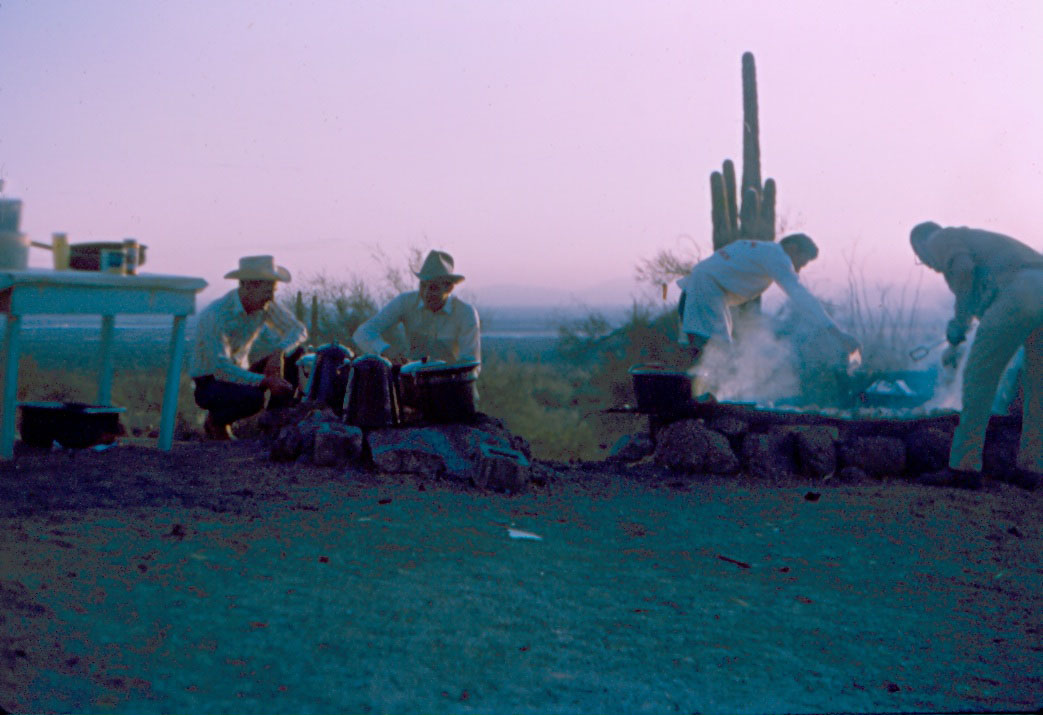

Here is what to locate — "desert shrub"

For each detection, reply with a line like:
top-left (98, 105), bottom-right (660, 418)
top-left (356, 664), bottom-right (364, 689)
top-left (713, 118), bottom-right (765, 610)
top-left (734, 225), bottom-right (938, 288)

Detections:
top-left (280, 271), bottom-right (378, 349)
top-left (558, 301), bottom-right (689, 407)
top-left (476, 355), bottom-right (602, 461)
top-left (836, 262), bottom-right (940, 371)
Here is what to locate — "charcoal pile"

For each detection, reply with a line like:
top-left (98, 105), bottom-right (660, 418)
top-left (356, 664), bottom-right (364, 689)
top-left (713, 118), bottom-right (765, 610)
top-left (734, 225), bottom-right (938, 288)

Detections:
top-left (257, 403), bottom-right (536, 493)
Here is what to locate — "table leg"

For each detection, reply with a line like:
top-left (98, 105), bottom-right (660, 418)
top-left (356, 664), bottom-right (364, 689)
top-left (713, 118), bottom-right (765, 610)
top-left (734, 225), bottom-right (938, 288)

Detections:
top-left (98, 315), bottom-right (115, 406)
top-left (1, 315), bottom-right (23, 459)
top-left (158, 315), bottom-right (188, 451)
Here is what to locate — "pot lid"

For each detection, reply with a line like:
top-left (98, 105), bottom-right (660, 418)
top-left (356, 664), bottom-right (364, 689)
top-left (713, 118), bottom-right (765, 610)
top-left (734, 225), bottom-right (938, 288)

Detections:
top-left (628, 363), bottom-right (691, 377)
top-left (400, 359), bottom-right (479, 376)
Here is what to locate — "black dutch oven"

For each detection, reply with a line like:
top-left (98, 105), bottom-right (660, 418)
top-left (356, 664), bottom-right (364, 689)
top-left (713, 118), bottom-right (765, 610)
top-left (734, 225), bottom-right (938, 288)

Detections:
top-left (399, 359), bottom-right (480, 423)
top-left (628, 363), bottom-right (695, 415)
top-left (18, 401), bottom-right (126, 448)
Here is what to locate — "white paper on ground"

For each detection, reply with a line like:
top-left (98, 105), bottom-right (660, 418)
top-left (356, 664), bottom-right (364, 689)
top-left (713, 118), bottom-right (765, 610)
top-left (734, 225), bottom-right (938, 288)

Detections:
top-left (507, 528), bottom-right (543, 541)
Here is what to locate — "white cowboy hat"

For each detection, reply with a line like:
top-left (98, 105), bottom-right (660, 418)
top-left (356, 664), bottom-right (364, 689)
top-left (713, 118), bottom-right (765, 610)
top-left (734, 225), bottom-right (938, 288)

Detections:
top-left (224, 255), bottom-right (292, 282)
top-left (415, 250), bottom-right (464, 283)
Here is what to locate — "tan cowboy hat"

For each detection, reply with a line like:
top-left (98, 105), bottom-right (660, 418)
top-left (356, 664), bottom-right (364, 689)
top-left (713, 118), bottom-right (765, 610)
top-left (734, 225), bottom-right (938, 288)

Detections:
top-left (224, 255), bottom-right (292, 282)
top-left (415, 250), bottom-right (464, 283)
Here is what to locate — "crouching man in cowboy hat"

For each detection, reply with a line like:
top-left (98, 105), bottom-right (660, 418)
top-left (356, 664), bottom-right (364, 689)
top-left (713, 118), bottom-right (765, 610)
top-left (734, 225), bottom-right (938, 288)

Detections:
top-left (353, 250), bottom-right (480, 365)
top-left (189, 255), bottom-right (308, 440)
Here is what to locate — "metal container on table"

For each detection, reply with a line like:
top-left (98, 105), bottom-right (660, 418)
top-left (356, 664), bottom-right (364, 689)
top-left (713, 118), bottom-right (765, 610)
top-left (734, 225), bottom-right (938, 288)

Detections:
top-left (69, 241), bottom-right (148, 271)
top-left (0, 197), bottom-right (28, 269)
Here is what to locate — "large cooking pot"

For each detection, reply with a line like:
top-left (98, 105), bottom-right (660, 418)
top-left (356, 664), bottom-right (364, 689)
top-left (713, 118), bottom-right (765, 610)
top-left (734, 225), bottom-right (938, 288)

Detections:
top-left (305, 342), bottom-right (354, 413)
top-left (399, 359), bottom-right (480, 423)
top-left (343, 354), bottom-right (400, 428)
top-left (628, 363), bottom-right (694, 414)
top-left (68, 241), bottom-right (148, 271)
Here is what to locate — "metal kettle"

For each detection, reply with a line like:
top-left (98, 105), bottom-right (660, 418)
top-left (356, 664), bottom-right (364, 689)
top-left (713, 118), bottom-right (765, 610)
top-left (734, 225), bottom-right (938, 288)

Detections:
top-left (305, 342), bottom-right (354, 414)
top-left (343, 354), bottom-right (400, 428)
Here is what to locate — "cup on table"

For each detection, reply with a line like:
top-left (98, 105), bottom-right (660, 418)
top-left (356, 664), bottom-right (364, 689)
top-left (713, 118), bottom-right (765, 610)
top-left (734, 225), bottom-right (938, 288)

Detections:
top-left (100, 248), bottom-right (126, 275)
top-left (51, 233), bottom-right (70, 270)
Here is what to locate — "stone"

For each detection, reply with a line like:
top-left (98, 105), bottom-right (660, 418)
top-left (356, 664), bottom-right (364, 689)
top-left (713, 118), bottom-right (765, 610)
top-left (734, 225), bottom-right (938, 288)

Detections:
top-left (835, 465), bottom-right (868, 483)
top-left (790, 426), bottom-right (838, 479)
top-left (607, 433), bottom-right (654, 463)
top-left (905, 427), bottom-right (952, 475)
top-left (471, 413), bottom-right (533, 461)
top-left (312, 424), bottom-right (364, 466)
top-left (259, 403), bottom-right (338, 439)
top-left (366, 423), bottom-right (519, 481)
top-left (476, 443), bottom-right (531, 493)
top-left (654, 419), bottom-right (739, 475)
top-left (269, 417), bottom-right (331, 462)
top-left (270, 425), bottom-right (306, 462)
top-left (837, 436), bottom-right (906, 477)
top-left (983, 425), bottom-right (1020, 481)
top-left (707, 415), bottom-right (749, 441)
top-left (741, 431), bottom-right (796, 481)
top-left (372, 447), bottom-right (447, 478)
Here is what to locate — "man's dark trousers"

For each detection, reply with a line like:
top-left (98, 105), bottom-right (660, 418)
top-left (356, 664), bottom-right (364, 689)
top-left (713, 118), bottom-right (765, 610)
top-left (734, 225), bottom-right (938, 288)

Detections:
top-left (193, 348), bottom-right (303, 426)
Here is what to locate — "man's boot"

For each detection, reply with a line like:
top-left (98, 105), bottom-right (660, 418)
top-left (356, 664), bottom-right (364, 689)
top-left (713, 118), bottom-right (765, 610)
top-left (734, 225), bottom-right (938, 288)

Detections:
top-left (203, 414), bottom-right (235, 441)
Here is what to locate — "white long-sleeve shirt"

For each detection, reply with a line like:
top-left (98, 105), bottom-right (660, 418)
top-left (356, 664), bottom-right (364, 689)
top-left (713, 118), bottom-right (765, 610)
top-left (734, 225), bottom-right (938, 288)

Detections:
top-left (352, 291), bottom-right (481, 364)
top-left (917, 226), bottom-right (1043, 338)
top-left (677, 239), bottom-right (837, 336)
top-left (189, 288), bottom-right (308, 386)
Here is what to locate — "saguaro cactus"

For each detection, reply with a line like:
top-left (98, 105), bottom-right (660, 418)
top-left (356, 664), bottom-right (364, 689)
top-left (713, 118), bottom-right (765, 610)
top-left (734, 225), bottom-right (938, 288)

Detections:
top-left (710, 52), bottom-right (777, 250)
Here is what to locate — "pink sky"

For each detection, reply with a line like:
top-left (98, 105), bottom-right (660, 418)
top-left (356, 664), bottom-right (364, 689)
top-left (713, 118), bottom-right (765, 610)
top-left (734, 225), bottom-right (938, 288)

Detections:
top-left (2, 0), bottom-right (1041, 307)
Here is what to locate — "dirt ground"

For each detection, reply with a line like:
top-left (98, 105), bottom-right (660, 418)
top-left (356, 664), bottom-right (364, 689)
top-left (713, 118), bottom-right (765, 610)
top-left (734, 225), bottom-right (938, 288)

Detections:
top-left (0, 439), bottom-right (1041, 714)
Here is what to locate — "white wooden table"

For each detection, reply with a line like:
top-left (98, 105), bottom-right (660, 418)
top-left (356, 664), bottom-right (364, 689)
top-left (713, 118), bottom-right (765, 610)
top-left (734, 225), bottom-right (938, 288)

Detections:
top-left (0, 269), bottom-right (208, 458)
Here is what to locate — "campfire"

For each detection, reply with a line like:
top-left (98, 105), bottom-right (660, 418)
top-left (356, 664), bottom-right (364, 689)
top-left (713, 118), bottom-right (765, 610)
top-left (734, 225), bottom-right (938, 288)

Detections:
top-left (624, 341), bottom-right (1023, 486)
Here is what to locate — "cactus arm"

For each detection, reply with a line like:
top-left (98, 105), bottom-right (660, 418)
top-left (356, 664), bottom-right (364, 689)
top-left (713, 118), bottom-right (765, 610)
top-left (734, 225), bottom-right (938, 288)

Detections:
top-left (723, 159), bottom-right (738, 233)
top-left (740, 51), bottom-right (761, 201)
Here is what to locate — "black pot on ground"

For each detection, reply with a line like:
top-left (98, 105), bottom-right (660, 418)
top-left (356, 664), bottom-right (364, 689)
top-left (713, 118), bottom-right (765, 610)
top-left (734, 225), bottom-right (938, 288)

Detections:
top-left (18, 402), bottom-right (125, 448)
top-left (399, 360), bottom-right (480, 423)
top-left (343, 355), bottom-right (400, 428)
top-left (305, 342), bottom-right (354, 414)
top-left (628, 364), bottom-right (694, 415)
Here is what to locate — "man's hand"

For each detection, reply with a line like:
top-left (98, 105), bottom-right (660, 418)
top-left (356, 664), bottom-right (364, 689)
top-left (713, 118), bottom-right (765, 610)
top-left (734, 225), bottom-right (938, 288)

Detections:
top-left (381, 347), bottom-right (409, 365)
top-left (941, 344), bottom-right (964, 370)
top-left (263, 352), bottom-right (284, 378)
top-left (261, 374), bottom-right (293, 397)
top-left (945, 319), bottom-right (966, 346)
top-left (836, 330), bottom-right (861, 357)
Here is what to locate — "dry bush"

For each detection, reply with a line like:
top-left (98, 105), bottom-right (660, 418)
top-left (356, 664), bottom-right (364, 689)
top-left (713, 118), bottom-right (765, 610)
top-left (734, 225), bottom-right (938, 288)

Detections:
top-left (836, 258), bottom-right (941, 371)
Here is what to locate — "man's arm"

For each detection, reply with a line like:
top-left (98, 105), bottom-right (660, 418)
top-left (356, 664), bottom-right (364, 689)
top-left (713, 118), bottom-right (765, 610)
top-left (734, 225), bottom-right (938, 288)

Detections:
top-left (942, 252), bottom-right (976, 345)
top-left (765, 250), bottom-right (860, 353)
top-left (353, 293), bottom-right (409, 356)
top-left (264, 300), bottom-right (309, 356)
top-left (764, 252), bottom-right (835, 329)
top-left (200, 317), bottom-right (265, 386)
top-left (456, 302), bottom-right (481, 364)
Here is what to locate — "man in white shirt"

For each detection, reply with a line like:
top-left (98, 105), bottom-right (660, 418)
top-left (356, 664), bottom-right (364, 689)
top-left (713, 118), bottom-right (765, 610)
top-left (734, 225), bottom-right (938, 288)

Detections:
top-left (353, 250), bottom-right (480, 365)
top-left (677, 234), bottom-right (859, 362)
top-left (189, 255), bottom-right (308, 440)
